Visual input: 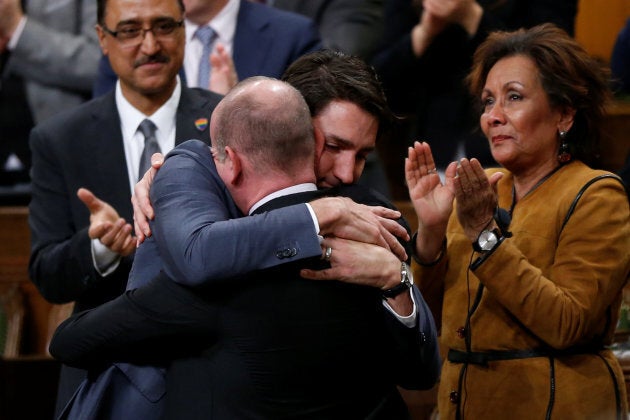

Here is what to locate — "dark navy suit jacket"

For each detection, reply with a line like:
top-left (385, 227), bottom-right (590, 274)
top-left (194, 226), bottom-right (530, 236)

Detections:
top-left (50, 140), bottom-right (440, 419)
top-left (92, 0), bottom-right (322, 97)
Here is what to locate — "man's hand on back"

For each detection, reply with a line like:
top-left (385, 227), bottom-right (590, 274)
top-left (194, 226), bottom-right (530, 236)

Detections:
top-left (309, 196), bottom-right (409, 262)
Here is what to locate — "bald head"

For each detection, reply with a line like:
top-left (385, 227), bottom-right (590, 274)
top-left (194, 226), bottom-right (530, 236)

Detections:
top-left (211, 77), bottom-right (315, 178)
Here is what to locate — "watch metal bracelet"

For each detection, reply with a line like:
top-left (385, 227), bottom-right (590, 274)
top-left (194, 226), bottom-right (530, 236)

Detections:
top-left (470, 235), bottom-right (506, 271)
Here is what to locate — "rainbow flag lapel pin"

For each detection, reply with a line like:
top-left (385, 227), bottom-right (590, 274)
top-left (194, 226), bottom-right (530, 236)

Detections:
top-left (195, 118), bottom-right (209, 131)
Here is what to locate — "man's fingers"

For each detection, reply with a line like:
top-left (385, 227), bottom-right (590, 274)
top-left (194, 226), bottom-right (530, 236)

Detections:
top-left (98, 219), bottom-right (126, 244)
top-left (379, 224), bottom-right (408, 261)
top-left (132, 165), bottom-right (157, 240)
top-left (111, 231), bottom-right (137, 256)
top-left (131, 195), bottom-right (145, 239)
top-left (88, 221), bottom-right (112, 240)
top-left (134, 175), bottom-right (155, 220)
top-left (379, 216), bottom-right (409, 241)
top-left (368, 205), bottom-right (401, 220)
top-left (150, 152), bottom-right (164, 169)
top-left (300, 267), bottom-right (340, 281)
top-left (101, 221), bottom-right (134, 255)
top-left (132, 195), bottom-right (151, 240)
top-left (77, 188), bottom-right (102, 214)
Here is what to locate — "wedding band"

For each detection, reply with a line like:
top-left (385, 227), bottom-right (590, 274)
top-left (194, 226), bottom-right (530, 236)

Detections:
top-left (427, 168), bottom-right (437, 174)
top-left (323, 246), bottom-right (333, 261)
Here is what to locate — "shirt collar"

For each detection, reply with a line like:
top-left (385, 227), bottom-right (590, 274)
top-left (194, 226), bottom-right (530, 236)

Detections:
top-left (185, 0), bottom-right (239, 48)
top-left (249, 183), bottom-right (318, 215)
top-left (115, 76), bottom-right (182, 140)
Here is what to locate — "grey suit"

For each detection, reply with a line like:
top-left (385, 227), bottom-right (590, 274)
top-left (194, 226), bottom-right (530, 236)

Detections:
top-left (6, 0), bottom-right (100, 124)
top-left (28, 86), bottom-right (222, 415)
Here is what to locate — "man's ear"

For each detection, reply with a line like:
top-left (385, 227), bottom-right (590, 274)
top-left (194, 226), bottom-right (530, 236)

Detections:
top-left (95, 25), bottom-right (109, 55)
top-left (223, 146), bottom-right (242, 185)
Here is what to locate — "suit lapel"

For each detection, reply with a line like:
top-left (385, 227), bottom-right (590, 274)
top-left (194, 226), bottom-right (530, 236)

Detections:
top-left (89, 92), bottom-right (134, 219)
top-left (175, 88), bottom-right (217, 146)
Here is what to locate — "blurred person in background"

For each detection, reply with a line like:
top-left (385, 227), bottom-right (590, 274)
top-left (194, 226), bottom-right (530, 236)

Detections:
top-left (372, 0), bottom-right (578, 197)
top-left (0, 0), bottom-right (100, 187)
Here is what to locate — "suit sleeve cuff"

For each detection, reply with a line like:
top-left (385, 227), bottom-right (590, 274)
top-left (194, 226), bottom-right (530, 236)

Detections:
top-left (304, 202), bottom-right (321, 235)
top-left (8, 16), bottom-right (27, 50)
top-left (91, 238), bottom-right (121, 277)
top-left (382, 291), bottom-right (417, 328)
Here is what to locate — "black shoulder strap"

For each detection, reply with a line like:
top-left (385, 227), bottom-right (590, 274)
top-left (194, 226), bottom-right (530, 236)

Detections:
top-left (559, 173), bottom-right (627, 398)
top-left (560, 174), bottom-right (628, 234)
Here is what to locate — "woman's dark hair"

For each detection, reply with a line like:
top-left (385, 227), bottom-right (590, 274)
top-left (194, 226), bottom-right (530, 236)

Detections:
top-left (467, 23), bottom-right (612, 165)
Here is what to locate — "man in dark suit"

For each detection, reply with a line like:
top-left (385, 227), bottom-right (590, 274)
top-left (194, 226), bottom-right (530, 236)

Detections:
top-left (51, 77), bottom-right (439, 419)
top-left (58, 50), bottom-right (438, 419)
top-left (92, 0), bottom-right (322, 96)
top-left (27, 0), bottom-right (223, 415)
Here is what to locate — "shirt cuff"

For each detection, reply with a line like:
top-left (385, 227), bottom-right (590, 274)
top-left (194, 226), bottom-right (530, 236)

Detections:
top-left (304, 202), bottom-right (320, 235)
top-left (91, 238), bottom-right (121, 277)
top-left (8, 16), bottom-right (27, 50)
top-left (382, 290), bottom-right (417, 328)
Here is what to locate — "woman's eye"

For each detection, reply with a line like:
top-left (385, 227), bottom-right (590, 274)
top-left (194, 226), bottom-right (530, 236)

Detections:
top-left (481, 97), bottom-right (494, 108)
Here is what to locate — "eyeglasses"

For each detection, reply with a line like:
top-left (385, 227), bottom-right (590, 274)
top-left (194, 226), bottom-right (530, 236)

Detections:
top-left (101, 18), bottom-right (184, 47)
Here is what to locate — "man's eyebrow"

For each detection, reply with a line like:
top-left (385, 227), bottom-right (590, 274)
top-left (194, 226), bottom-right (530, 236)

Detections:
top-left (115, 19), bottom-right (141, 26)
top-left (326, 135), bottom-right (374, 153)
top-left (115, 16), bottom-right (176, 26)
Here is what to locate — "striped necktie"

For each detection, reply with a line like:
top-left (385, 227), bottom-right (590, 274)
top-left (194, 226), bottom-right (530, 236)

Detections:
top-left (195, 26), bottom-right (217, 89)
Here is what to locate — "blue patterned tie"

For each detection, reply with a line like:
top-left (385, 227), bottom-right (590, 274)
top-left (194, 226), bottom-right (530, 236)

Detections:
top-left (195, 26), bottom-right (217, 89)
top-left (137, 119), bottom-right (161, 181)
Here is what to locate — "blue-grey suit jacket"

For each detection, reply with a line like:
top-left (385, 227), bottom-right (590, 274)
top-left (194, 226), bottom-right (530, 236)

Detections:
top-left (51, 140), bottom-right (440, 419)
top-left (92, 0), bottom-right (322, 97)
top-left (28, 87), bottom-right (222, 417)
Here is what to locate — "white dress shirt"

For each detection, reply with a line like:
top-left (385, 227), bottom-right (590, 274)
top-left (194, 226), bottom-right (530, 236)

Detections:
top-left (183, 0), bottom-right (240, 88)
top-left (92, 78), bottom-right (182, 275)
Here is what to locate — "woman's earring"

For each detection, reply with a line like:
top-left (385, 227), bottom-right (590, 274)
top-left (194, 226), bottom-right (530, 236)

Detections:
top-left (557, 130), bottom-right (572, 163)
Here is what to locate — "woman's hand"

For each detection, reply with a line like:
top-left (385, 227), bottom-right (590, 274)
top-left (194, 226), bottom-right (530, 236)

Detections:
top-left (405, 141), bottom-right (455, 261)
top-left (453, 158), bottom-right (503, 241)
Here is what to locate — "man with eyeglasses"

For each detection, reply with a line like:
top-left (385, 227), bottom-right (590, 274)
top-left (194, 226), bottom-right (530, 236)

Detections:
top-left (27, 0), bottom-right (223, 415)
top-left (92, 0), bottom-right (322, 97)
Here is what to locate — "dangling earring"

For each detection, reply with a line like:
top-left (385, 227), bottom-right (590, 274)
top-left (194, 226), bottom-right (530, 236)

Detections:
top-left (557, 130), bottom-right (572, 163)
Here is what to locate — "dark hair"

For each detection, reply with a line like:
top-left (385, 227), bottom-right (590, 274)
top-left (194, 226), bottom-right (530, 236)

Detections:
top-left (97, 0), bottom-right (185, 26)
top-left (282, 49), bottom-right (394, 143)
top-left (467, 23), bottom-right (612, 164)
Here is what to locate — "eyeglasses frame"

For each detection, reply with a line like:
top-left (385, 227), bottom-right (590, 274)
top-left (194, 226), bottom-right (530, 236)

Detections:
top-left (100, 18), bottom-right (184, 46)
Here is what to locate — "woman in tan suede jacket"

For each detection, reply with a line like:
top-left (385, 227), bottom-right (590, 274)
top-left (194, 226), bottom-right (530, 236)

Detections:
top-left (406, 24), bottom-right (630, 419)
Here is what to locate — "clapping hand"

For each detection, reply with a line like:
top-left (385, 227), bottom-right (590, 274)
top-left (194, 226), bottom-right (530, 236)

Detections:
top-left (405, 141), bottom-right (456, 262)
top-left (78, 188), bottom-right (135, 256)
